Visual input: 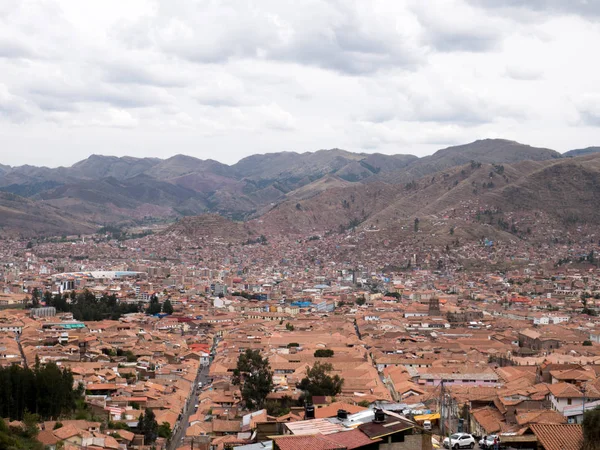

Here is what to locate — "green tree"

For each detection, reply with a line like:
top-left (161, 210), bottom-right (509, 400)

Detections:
top-left (314, 349), bottom-right (334, 358)
top-left (355, 296), bottom-right (366, 306)
top-left (584, 340), bottom-right (593, 346)
top-left (137, 408), bottom-right (159, 444)
top-left (23, 411), bottom-right (40, 439)
top-left (583, 406), bottom-right (600, 450)
top-left (232, 349), bottom-right (274, 410)
top-left (265, 395), bottom-right (295, 417)
top-left (146, 295), bottom-right (161, 315)
top-left (0, 362), bottom-right (81, 421)
top-left (285, 323), bottom-right (294, 331)
top-left (162, 299), bottom-right (174, 315)
top-left (29, 288), bottom-right (41, 308)
top-left (157, 422), bottom-right (172, 439)
top-left (0, 417), bottom-right (44, 450)
top-left (297, 362), bottom-right (344, 399)
top-left (46, 290), bottom-right (139, 320)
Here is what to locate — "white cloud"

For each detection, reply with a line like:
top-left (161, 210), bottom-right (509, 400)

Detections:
top-left (0, 0), bottom-right (598, 167)
top-left (575, 94), bottom-right (600, 127)
top-left (412, 0), bottom-right (510, 52)
top-left (505, 66), bottom-right (544, 81)
top-left (0, 83), bottom-right (32, 121)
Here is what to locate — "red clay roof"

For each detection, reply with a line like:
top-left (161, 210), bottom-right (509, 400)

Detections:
top-left (323, 429), bottom-right (380, 449)
top-left (37, 430), bottom-right (59, 446)
top-left (314, 402), bottom-right (367, 419)
top-left (273, 435), bottom-right (346, 450)
top-left (86, 383), bottom-right (118, 391)
top-left (530, 424), bottom-right (583, 450)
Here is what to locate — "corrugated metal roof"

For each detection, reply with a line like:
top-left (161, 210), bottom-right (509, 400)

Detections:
top-left (284, 419), bottom-right (345, 436)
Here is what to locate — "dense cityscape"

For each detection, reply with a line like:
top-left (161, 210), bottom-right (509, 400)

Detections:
top-left (1, 214), bottom-right (600, 449)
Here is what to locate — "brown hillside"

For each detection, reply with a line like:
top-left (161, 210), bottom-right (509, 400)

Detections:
top-left (163, 214), bottom-right (257, 243)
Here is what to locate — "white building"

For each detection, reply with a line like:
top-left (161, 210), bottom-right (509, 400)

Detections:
top-left (533, 315), bottom-right (569, 325)
top-left (548, 383), bottom-right (586, 414)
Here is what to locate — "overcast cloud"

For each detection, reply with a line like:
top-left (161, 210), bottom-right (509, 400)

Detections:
top-left (0, 0), bottom-right (598, 167)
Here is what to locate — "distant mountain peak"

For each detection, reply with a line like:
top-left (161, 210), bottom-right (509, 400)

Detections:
top-left (434, 138), bottom-right (560, 159)
top-left (2, 138), bottom-right (599, 238)
top-left (166, 154), bottom-right (201, 161)
top-left (564, 147), bottom-right (600, 157)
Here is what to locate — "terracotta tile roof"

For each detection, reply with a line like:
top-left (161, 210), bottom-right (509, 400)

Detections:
top-left (515, 410), bottom-right (566, 426)
top-left (211, 419), bottom-right (241, 433)
top-left (314, 402), bottom-right (368, 419)
top-left (53, 424), bottom-right (87, 440)
top-left (86, 383), bottom-right (118, 391)
top-left (323, 429), bottom-right (381, 449)
top-left (109, 429), bottom-right (134, 441)
top-left (550, 369), bottom-right (595, 382)
top-left (37, 430), bottom-right (59, 446)
top-left (530, 423), bottom-right (583, 450)
top-left (186, 422), bottom-right (212, 436)
top-left (273, 434), bottom-right (346, 450)
top-left (43, 420), bottom-right (101, 431)
top-left (471, 407), bottom-right (504, 434)
top-left (547, 382), bottom-right (585, 399)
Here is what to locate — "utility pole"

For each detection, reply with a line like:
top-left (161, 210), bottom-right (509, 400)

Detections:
top-left (443, 379), bottom-right (451, 447)
top-left (582, 384), bottom-right (586, 424)
top-left (440, 380), bottom-right (444, 436)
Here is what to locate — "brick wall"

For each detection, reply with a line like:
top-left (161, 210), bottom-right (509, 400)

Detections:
top-left (379, 434), bottom-right (433, 450)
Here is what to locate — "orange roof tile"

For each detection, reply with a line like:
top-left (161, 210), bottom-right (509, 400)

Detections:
top-left (323, 429), bottom-right (381, 449)
top-left (530, 424), bottom-right (583, 450)
top-left (273, 434), bottom-right (345, 450)
top-left (314, 402), bottom-right (367, 419)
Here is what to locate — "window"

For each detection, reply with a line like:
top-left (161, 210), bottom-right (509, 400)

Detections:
top-left (567, 398), bottom-right (572, 405)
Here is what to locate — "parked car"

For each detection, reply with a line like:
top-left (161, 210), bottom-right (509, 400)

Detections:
top-left (479, 435), bottom-right (500, 449)
top-left (443, 433), bottom-right (476, 449)
top-left (423, 420), bottom-right (432, 431)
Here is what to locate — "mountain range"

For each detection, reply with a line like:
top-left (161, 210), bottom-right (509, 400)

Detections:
top-left (2, 139), bottom-right (600, 238)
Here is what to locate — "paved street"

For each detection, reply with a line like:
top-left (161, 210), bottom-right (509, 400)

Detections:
top-left (168, 337), bottom-right (218, 450)
top-left (168, 363), bottom-right (210, 450)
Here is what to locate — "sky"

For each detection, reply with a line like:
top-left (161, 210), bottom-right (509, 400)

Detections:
top-left (0, 0), bottom-right (599, 167)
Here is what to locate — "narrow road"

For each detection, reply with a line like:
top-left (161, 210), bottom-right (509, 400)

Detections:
top-left (16, 333), bottom-right (27, 368)
top-left (168, 336), bottom-right (219, 450)
top-left (168, 363), bottom-right (210, 450)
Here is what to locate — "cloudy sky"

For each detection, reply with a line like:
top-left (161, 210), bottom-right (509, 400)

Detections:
top-left (1, 0), bottom-right (599, 167)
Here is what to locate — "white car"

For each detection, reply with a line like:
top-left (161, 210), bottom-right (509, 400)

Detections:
top-left (443, 433), bottom-right (476, 449)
